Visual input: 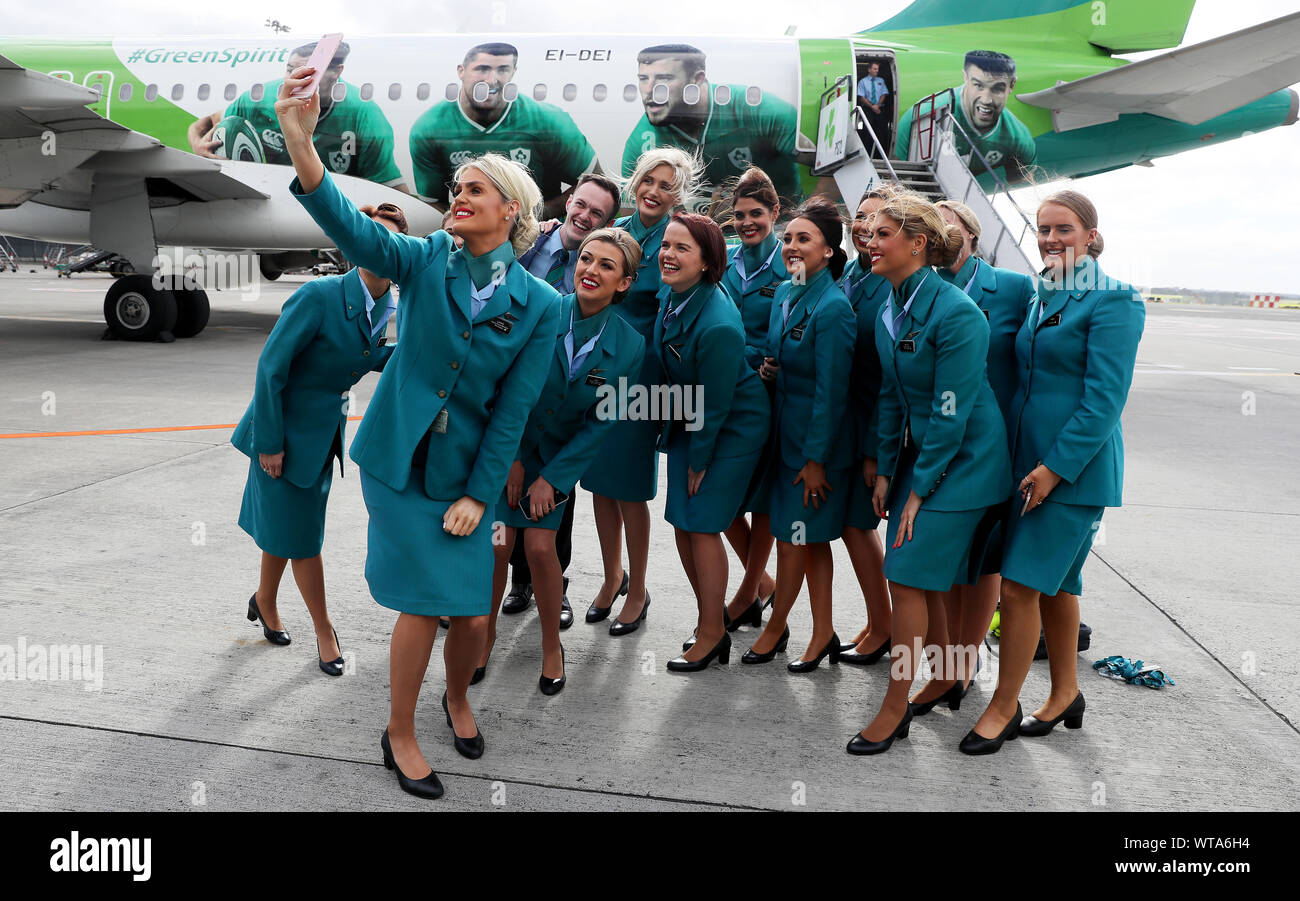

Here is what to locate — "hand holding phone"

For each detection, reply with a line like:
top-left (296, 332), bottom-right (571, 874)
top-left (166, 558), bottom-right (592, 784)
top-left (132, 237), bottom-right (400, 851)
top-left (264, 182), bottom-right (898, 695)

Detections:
top-left (290, 33), bottom-right (344, 99)
top-left (1020, 482), bottom-right (1034, 516)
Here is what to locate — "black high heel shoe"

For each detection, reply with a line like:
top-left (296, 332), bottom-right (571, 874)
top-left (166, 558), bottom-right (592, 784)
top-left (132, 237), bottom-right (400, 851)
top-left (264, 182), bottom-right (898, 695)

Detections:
top-left (958, 703), bottom-right (1022, 755)
top-left (787, 632), bottom-right (842, 673)
top-left (683, 606), bottom-right (732, 651)
top-left (380, 729), bottom-right (444, 799)
top-left (247, 594), bottom-right (290, 645)
top-left (317, 628), bottom-right (344, 677)
top-left (471, 636), bottom-right (494, 686)
top-left (441, 691), bottom-right (484, 760)
top-left (539, 646), bottom-right (566, 696)
top-left (846, 706), bottom-right (912, 756)
top-left (666, 632), bottom-right (731, 672)
top-left (908, 680), bottom-right (962, 716)
top-left (609, 589), bottom-right (650, 637)
top-left (725, 598), bottom-right (763, 632)
top-left (1019, 692), bottom-right (1085, 736)
top-left (741, 625), bottom-right (790, 664)
top-left (959, 652), bottom-right (982, 698)
top-left (839, 636), bottom-right (891, 666)
top-left (586, 570), bottom-right (629, 623)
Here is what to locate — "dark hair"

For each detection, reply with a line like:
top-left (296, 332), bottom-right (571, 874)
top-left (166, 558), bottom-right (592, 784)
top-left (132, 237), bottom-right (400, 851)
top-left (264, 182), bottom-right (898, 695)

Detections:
top-left (572, 173), bottom-right (622, 226)
top-left (291, 40), bottom-right (350, 69)
top-left (789, 196), bottom-right (847, 280)
top-left (637, 44), bottom-right (706, 78)
top-left (669, 211), bottom-right (727, 284)
top-left (963, 50), bottom-right (1015, 78)
top-left (464, 42), bottom-right (519, 67)
top-left (716, 166), bottom-right (781, 231)
top-left (359, 202), bottom-right (409, 235)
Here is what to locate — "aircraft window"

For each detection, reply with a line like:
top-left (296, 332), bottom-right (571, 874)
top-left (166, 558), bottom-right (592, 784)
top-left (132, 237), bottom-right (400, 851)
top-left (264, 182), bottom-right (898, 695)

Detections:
top-left (224, 83), bottom-right (237, 101)
top-left (445, 83), bottom-right (458, 101)
top-left (118, 83), bottom-right (133, 102)
top-left (533, 83), bottom-right (547, 101)
top-left (502, 82), bottom-right (518, 101)
top-left (360, 82), bottom-right (374, 101)
top-left (651, 83), bottom-right (668, 105)
top-left (714, 84), bottom-right (731, 105)
top-left (472, 81), bottom-right (490, 103)
top-left (683, 83), bottom-right (700, 105)
top-left (145, 83), bottom-right (158, 102)
top-left (171, 84), bottom-right (184, 101)
top-left (623, 84), bottom-right (637, 102)
top-left (746, 85), bottom-right (762, 106)
top-left (332, 81), bottom-right (347, 102)
top-left (592, 83), bottom-right (607, 102)
top-left (197, 83), bottom-right (210, 102)
top-left (89, 84), bottom-right (102, 101)
top-left (562, 83), bottom-right (577, 102)
top-left (388, 82), bottom-right (401, 101)
top-left (251, 83), bottom-right (265, 102)
top-left (416, 82), bottom-right (430, 101)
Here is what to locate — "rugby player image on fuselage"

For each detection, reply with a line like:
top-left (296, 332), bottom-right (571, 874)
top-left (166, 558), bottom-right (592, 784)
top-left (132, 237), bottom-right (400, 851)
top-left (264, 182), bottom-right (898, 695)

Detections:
top-left (621, 44), bottom-right (802, 205)
top-left (187, 39), bottom-right (407, 190)
top-left (409, 41), bottom-right (601, 217)
top-left (894, 50), bottom-right (1037, 182)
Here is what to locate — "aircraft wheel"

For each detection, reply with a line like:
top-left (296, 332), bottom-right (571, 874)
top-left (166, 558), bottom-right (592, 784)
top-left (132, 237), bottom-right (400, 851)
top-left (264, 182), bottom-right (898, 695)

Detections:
top-left (259, 255), bottom-right (282, 281)
top-left (172, 288), bottom-right (211, 338)
top-left (103, 275), bottom-right (178, 341)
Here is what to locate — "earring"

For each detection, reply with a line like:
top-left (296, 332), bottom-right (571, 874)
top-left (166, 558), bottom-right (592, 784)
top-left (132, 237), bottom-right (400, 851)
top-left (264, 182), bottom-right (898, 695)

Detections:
top-left (912, 250), bottom-right (918, 256)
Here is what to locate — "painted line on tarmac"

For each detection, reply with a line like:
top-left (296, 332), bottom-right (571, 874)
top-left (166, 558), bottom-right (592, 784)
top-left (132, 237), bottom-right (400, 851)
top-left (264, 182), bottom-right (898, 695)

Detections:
top-left (1134, 369), bottom-right (1298, 377)
top-left (0, 417), bottom-right (363, 440)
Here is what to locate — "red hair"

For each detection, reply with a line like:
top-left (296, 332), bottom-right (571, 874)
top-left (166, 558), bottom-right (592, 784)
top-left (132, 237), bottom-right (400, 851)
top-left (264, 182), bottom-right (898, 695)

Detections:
top-left (669, 211), bottom-right (727, 283)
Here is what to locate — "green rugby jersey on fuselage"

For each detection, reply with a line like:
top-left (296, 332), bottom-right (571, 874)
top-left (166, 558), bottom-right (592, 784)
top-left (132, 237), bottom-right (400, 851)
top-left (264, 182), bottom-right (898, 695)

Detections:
top-left (894, 85), bottom-right (1036, 178)
top-left (622, 83), bottom-right (801, 203)
top-left (409, 94), bottom-right (598, 202)
top-left (227, 78), bottom-right (402, 185)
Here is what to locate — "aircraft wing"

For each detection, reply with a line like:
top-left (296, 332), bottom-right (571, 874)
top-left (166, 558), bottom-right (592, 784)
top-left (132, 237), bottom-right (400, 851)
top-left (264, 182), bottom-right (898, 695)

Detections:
top-left (1018, 12), bottom-right (1300, 131)
top-left (0, 52), bottom-right (266, 209)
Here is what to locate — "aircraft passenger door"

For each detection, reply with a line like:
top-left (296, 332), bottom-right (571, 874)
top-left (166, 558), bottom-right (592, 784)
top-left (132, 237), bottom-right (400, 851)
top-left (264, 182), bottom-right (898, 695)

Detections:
top-left (84, 70), bottom-right (114, 119)
top-left (852, 48), bottom-right (897, 160)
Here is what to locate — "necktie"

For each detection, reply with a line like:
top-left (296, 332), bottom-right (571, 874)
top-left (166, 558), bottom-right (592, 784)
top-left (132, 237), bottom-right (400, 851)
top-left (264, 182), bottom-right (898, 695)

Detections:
top-left (546, 248), bottom-right (569, 288)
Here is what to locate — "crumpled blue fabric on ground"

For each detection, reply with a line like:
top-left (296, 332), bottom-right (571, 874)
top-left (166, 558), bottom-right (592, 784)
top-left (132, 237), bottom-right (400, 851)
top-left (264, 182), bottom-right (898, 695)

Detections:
top-left (1093, 655), bottom-right (1175, 688)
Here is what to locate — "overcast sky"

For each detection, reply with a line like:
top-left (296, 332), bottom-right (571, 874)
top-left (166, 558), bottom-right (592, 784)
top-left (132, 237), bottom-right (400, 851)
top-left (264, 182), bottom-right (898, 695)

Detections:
top-left (4, 0), bottom-right (1297, 294)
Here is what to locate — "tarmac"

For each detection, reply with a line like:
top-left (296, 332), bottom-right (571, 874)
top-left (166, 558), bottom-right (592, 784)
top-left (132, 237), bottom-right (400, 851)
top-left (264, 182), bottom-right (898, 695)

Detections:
top-left (1, 269), bottom-right (1297, 811)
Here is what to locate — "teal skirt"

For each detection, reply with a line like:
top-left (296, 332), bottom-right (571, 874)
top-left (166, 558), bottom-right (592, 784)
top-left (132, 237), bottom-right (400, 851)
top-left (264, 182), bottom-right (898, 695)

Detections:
top-left (496, 449), bottom-right (568, 532)
top-left (580, 354), bottom-right (661, 502)
top-left (881, 464), bottom-right (986, 592)
top-left (769, 463), bottom-right (852, 544)
top-left (843, 459), bottom-right (882, 531)
top-left (360, 467), bottom-right (494, 617)
top-left (664, 433), bottom-right (764, 533)
top-left (238, 455), bottom-right (332, 560)
top-left (1001, 500), bottom-right (1104, 597)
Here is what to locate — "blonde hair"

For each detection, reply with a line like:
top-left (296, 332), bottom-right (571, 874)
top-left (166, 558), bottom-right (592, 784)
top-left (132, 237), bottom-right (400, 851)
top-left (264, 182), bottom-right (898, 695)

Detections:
top-left (452, 152), bottom-right (542, 256)
top-left (875, 193), bottom-right (964, 268)
top-left (625, 146), bottom-right (704, 213)
top-left (936, 200), bottom-right (981, 253)
top-left (1039, 190), bottom-right (1103, 257)
top-left (578, 226), bottom-right (644, 303)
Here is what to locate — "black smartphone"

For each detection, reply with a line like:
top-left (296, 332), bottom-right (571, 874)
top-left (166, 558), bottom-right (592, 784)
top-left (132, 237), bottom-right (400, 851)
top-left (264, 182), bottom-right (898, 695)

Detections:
top-left (520, 488), bottom-right (569, 521)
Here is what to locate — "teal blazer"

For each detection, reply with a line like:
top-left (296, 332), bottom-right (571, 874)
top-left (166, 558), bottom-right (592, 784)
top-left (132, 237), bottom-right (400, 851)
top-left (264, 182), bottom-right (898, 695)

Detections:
top-left (231, 269), bottom-right (394, 487)
top-left (613, 213), bottom-right (669, 340)
top-left (516, 294), bottom-right (646, 494)
top-left (874, 267), bottom-right (1010, 512)
top-left (720, 240), bottom-right (789, 371)
top-left (654, 282), bottom-right (770, 471)
top-left (841, 259), bottom-right (893, 461)
top-left (292, 172), bottom-right (561, 504)
top-left (1009, 257), bottom-right (1145, 507)
top-left (940, 256), bottom-right (1036, 427)
top-left (765, 267), bottom-right (857, 471)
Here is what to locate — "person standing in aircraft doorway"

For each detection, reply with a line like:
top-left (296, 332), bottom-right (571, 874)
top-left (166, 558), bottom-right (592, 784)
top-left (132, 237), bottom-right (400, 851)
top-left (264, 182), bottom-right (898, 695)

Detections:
top-left (856, 61), bottom-right (891, 159)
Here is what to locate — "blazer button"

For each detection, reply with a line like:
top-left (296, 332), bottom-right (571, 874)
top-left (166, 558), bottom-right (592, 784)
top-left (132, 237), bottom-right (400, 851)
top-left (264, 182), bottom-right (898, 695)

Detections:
top-left (451, 361), bottom-right (459, 369)
top-left (545, 409), bottom-right (554, 415)
top-left (462, 330), bottom-right (470, 339)
top-left (438, 390), bottom-right (447, 398)
top-left (363, 349), bottom-right (370, 357)
top-left (351, 371), bottom-right (359, 378)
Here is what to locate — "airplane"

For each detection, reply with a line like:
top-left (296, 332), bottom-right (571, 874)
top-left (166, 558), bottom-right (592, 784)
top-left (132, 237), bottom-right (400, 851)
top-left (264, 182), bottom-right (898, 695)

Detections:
top-left (1, 0), bottom-right (1297, 342)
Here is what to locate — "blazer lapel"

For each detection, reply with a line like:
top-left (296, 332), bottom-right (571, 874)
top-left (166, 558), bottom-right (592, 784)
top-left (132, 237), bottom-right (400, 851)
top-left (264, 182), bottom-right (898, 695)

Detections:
top-left (444, 254), bottom-right (474, 325)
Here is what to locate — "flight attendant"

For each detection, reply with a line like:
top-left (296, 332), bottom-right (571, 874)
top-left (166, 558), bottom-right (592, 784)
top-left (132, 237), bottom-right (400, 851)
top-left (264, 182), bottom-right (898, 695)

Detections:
top-left (962, 191), bottom-right (1144, 754)
top-left (905, 199), bottom-right (1034, 710)
top-left (849, 192), bottom-right (1011, 755)
top-left (717, 166), bottom-right (786, 630)
top-left (657, 212), bottom-right (771, 671)
top-left (749, 197), bottom-right (856, 671)
top-left (277, 70), bottom-right (560, 799)
top-left (234, 202), bottom-right (407, 676)
top-left (484, 228), bottom-right (646, 693)
top-left (837, 186), bottom-right (896, 665)
top-left (582, 146), bottom-right (702, 636)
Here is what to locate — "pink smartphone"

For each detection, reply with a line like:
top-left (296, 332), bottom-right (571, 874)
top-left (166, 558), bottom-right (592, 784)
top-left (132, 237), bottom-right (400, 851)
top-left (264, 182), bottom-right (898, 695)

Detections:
top-left (290, 33), bottom-right (343, 98)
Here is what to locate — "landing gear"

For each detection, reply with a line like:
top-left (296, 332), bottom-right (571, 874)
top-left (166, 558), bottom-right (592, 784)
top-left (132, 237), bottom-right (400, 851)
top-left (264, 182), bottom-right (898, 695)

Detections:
top-left (102, 274), bottom-right (177, 342)
top-left (172, 288), bottom-right (211, 338)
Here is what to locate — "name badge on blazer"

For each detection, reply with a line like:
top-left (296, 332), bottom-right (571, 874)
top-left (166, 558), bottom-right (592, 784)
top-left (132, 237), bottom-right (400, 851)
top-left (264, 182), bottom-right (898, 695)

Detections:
top-left (1041, 312), bottom-right (1062, 328)
top-left (585, 368), bottom-right (607, 387)
top-left (486, 315), bottom-right (513, 334)
top-left (898, 339), bottom-right (916, 353)
top-left (981, 308), bottom-right (990, 319)
top-left (759, 285), bottom-right (777, 298)
top-left (430, 409), bottom-right (449, 434)
top-left (790, 326), bottom-right (805, 340)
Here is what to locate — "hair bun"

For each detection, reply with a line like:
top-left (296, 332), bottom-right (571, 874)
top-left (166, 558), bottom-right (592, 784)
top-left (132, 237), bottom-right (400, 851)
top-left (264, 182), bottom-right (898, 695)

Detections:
top-left (1089, 231), bottom-right (1104, 258)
